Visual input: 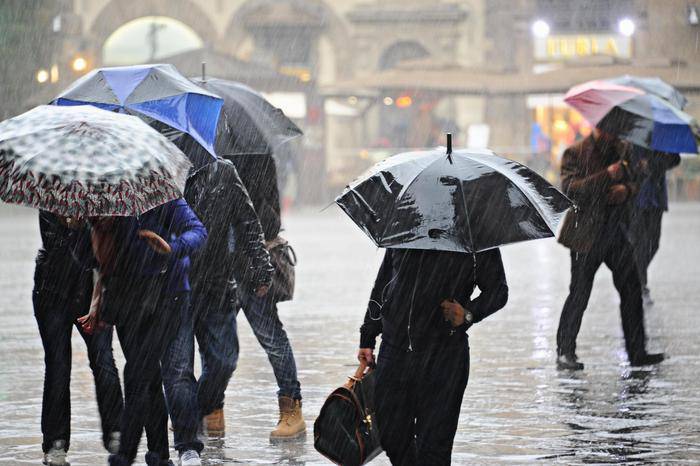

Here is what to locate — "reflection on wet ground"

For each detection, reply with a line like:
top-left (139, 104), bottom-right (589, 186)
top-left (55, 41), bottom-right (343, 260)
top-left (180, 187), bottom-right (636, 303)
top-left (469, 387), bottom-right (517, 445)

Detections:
top-left (1, 204), bottom-right (699, 464)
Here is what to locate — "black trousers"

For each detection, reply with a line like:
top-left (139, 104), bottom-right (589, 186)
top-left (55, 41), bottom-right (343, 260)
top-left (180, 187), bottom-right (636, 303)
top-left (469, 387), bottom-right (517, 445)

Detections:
top-left (630, 208), bottom-right (664, 288)
top-left (109, 293), bottom-right (186, 466)
top-left (557, 230), bottom-right (647, 360)
top-left (374, 336), bottom-right (470, 466)
top-left (33, 291), bottom-right (123, 454)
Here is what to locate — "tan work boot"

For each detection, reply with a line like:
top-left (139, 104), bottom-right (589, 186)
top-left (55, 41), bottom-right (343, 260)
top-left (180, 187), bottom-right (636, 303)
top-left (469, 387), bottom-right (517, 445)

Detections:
top-left (270, 396), bottom-right (306, 442)
top-left (204, 408), bottom-right (225, 435)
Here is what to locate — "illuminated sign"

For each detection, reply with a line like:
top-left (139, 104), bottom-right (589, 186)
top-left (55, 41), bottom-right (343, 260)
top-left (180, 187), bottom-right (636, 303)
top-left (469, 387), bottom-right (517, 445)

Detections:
top-left (534, 34), bottom-right (632, 60)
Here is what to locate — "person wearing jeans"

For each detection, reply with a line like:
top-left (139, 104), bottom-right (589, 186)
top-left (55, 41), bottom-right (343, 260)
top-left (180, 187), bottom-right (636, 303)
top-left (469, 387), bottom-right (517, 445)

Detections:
top-left (228, 154), bottom-right (305, 440)
top-left (182, 158), bottom-right (272, 440)
top-left (33, 212), bottom-right (123, 466)
top-left (79, 199), bottom-right (207, 466)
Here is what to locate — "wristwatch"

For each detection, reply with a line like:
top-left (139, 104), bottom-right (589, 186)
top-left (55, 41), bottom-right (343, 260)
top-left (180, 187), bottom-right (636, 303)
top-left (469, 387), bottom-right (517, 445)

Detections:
top-left (464, 310), bottom-right (474, 325)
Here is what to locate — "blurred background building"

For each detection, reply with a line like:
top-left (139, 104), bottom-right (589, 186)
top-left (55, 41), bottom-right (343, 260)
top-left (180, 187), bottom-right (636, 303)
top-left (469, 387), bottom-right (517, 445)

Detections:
top-left (6, 0), bottom-right (700, 202)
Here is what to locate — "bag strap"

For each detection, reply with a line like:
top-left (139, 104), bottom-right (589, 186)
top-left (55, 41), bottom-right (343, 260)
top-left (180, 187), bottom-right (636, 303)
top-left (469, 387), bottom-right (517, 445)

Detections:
top-left (345, 359), bottom-right (375, 388)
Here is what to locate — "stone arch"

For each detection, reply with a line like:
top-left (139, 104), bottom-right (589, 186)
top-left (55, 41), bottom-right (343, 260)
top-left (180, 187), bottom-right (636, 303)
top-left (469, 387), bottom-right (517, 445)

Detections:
top-left (378, 40), bottom-right (430, 70)
top-left (224, 0), bottom-right (352, 79)
top-left (89, 0), bottom-right (218, 66)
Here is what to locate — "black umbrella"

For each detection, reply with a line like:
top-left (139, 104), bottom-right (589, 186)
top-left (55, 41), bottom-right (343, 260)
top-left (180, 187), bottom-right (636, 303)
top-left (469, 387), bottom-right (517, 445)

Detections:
top-left (335, 140), bottom-right (572, 253)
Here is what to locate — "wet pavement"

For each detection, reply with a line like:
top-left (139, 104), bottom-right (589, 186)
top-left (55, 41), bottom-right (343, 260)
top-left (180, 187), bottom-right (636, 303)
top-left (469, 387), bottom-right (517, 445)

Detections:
top-left (1, 203), bottom-right (699, 465)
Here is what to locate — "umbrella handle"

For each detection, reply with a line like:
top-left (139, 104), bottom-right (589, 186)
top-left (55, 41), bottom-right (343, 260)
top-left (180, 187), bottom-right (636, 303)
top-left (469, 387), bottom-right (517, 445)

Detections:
top-left (446, 133), bottom-right (453, 164)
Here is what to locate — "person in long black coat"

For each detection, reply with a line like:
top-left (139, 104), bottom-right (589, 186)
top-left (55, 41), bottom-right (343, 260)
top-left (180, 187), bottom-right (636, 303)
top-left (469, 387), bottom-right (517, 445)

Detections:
top-left (358, 248), bottom-right (508, 466)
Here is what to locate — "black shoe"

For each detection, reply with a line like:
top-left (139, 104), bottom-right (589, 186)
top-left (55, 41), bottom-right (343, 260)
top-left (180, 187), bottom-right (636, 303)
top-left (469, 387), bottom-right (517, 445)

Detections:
top-left (556, 353), bottom-right (584, 370)
top-left (630, 353), bottom-right (665, 366)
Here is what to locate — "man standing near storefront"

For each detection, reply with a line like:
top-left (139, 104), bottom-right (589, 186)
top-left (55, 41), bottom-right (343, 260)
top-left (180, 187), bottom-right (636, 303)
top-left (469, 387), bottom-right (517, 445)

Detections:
top-left (556, 129), bottom-right (665, 370)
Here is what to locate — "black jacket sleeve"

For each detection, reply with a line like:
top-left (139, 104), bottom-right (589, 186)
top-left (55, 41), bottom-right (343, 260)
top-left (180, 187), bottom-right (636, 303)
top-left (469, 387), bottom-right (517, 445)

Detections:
top-left (226, 163), bottom-right (274, 289)
top-left (470, 249), bottom-right (508, 323)
top-left (359, 250), bottom-right (393, 348)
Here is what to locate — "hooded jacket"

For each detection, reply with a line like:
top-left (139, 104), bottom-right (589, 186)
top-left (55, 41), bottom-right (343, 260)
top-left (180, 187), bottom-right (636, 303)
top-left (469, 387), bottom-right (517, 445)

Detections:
top-left (360, 248), bottom-right (508, 351)
top-left (185, 158), bottom-right (273, 295)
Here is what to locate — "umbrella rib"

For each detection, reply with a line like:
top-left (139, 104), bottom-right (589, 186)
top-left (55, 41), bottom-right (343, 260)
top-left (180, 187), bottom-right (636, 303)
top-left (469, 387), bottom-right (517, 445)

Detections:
top-left (467, 154), bottom-right (563, 233)
top-left (378, 153), bottom-right (445, 245)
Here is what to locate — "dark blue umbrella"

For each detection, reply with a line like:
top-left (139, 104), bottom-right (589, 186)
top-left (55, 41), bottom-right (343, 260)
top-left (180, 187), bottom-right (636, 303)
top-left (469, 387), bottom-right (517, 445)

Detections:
top-left (595, 94), bottom-right (699, 154)
top-left (565, 80), bottom-right (699, 154)
top-left (53, 64), bottom-right (224, 170)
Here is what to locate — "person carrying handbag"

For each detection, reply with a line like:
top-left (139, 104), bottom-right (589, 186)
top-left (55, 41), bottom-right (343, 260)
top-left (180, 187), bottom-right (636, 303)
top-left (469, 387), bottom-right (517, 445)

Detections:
top-left (358, 248), bottom-right (508, 465)
top-left (228, 153), bottom-right (305, 441)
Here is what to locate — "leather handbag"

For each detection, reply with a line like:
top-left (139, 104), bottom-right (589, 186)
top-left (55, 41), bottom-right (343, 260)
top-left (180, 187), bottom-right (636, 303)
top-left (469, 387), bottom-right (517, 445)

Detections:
top-left (266, 235), bottom-right (297, 302)
top-left (313, 361), bottom-right (382, 466)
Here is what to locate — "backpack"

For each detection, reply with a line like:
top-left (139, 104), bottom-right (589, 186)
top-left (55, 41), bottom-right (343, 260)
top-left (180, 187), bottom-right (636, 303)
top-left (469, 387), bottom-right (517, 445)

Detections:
top-left (314, 363), bottom-right (382, 466)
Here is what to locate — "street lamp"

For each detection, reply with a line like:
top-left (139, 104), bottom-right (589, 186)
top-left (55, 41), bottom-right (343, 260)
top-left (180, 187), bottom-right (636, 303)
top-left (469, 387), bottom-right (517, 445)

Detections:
top-left (72, 56), bottom-right (88, 72)
top-left (36, 69), bottom-right (49, 84)
top-left (531, 19), bottom-right (550, 38)
top-left (618, 18), bottom-right (636, 37)
top-left (689, 5), bottom-right (699, 26)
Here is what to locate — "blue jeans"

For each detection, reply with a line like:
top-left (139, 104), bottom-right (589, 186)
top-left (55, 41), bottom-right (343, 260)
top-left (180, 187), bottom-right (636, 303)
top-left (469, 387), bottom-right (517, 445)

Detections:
top-left (238, 291), bottom-right (301, 400)
top-left (33, 290), bottom-right (123, 454)
top-left (193, 290), bottom-right (239, 416)
top-left (161, 294), bottom-right (203, 454)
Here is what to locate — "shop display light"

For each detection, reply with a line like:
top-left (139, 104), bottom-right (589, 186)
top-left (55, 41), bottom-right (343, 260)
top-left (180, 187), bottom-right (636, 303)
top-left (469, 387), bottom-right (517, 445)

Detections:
top-left (618, 18), bottom-right (636, 37)
top-left (531, 19), bottom-right (550, 38)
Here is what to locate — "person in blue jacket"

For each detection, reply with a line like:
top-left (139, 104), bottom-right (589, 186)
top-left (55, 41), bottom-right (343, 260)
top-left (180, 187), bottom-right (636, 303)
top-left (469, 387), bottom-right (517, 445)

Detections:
top-left (78, 198), bottom-right (207, 466)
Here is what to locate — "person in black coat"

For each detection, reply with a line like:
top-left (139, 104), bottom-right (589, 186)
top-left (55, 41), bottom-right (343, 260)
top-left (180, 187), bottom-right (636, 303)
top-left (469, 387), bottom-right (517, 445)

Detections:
top-left (629, 149), bottom-right (681, 302)
top-left (183, 157), bottom-right (273, 434)
top-left (33, 212), bottom-right (123, 466)
top-left (358, 248), bottom-right (508, 466)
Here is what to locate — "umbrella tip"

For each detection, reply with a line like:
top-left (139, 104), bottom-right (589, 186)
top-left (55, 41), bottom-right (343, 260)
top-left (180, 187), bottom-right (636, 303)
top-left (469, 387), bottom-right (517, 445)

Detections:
top-left (201, 62), bottom-right (206, 81)
top-left (446, 133), bottom-right (453, 164)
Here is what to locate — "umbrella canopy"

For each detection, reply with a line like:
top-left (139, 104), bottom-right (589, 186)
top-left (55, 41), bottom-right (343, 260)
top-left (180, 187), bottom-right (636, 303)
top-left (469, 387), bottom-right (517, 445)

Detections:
top-left (565, 80), bottom-right (700, 154)
top-left (188, 77), bottom-right (302, 157)
top-left (608, 75), bottom-right (687, 110)
top-left (335, 147), bottom-right (572, 253)
top-left (53, 64), bottom-right (223, 170)
top-left (0, 105), bottom-right (191, 218)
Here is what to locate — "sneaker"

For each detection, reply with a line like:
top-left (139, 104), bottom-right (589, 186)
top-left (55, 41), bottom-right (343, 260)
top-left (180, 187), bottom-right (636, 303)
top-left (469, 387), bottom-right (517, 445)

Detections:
top-left (556, 353), bottom-right (584, 371)
top-left (630, 353), bottom-right (665, 366)
top-left (43, 440), bottom-right (69, 466)
top-left (107, 431), bottom-right (120, 454)
top-left (179, 450), bottom-right (201, 466)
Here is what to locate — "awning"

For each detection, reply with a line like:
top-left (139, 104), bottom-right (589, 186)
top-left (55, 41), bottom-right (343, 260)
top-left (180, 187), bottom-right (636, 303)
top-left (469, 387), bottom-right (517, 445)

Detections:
top-left (322, 61), bottom-right (700, 97)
